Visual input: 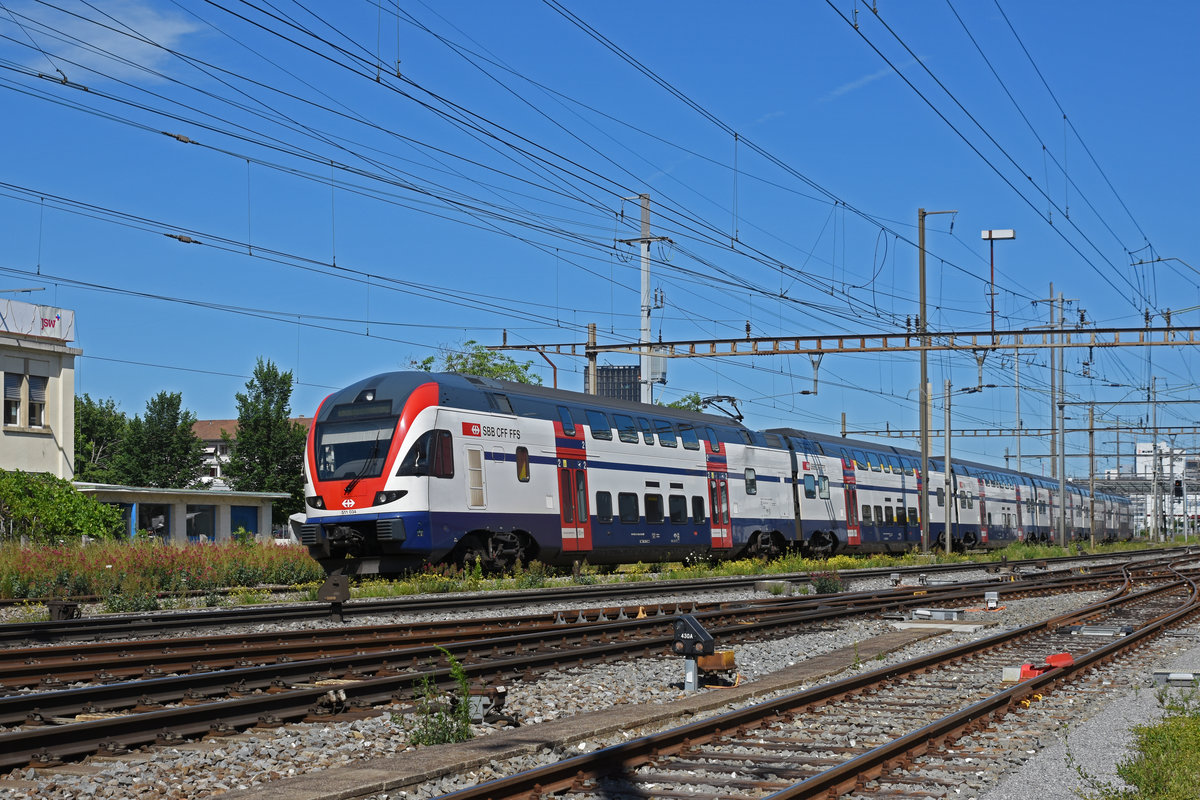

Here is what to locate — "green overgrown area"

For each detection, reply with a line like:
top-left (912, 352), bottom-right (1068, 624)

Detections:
top-left (342, 539), bottom-right (1159, 600)
top-left (0, 539), bottom-right (324, 605)
top-left (1073, 684), bottom-right (1200, 799)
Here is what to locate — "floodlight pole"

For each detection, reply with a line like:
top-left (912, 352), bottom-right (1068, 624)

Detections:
top-left (981, 229), bottom-right (1015, 335)
top-left (919, 208), bottom-right (956, 554)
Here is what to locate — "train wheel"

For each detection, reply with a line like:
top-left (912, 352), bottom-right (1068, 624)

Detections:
top-left (457, 532), bottom-right (527, 575)
top-left (805, 530), bottom-right (837, 559)
top-left (961, 531), bottom-right (979, 550)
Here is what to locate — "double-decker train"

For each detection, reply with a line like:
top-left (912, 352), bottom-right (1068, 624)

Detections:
top-left (291, 371), bottom-right (1134, 575)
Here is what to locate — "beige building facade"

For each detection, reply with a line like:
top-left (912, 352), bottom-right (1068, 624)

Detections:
top-left (0, 299), bottom-right (79, 479)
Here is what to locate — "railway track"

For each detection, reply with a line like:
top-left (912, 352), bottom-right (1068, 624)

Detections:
top-left (2, 549), bottom-right (1182, 647)
top-left (0, 564), bottom-right (1163, 774)
top-left (426, 562), bottom-right (1199, 800)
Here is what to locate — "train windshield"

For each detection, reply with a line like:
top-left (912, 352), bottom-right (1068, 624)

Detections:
top-left (314, 416), bottom-right (398, 482)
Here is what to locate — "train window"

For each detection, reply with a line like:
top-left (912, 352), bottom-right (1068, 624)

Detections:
top-left (870, 454), bottom-right (882, 472)
top-left (960, 493), bottom-right (967, 509)
top-left (936, 487), bottom-right (945, 507)
top-left (679, 424), bottom-right (701, 450)
top-left (516, 446), bottom-right (529, 482)
top-left (613, 414), bottom-right (639, 444)
top-left (705, 427), bottom-right (721, 451)
top-left (884, 506), bottom-right (894, 524)
top-left (840, 448), bottom-right (852, 467)
top-left (575, 471), bottom-right (587, 520)
top-left (861, 504), bottom-right (872, 524)
top-left (852, 450), bottom-right (868, 470)
top-left (887, 455), bottom-right (901, 473)
top-left (669, 495), bottom-right (688, 524)
top-left (904, 458), bottom-right (915, 476)
top-left (804, 474), bottom-right (817, 499)
top-left (618, 492), bottom-right (639, 523)
top-left (638, 417), bottom-right (655, 444)
top-left (596, 492), bottom-right (613, 523)
top-left (764, 433), bottom-right (783, 447)
top-left (488, 393), bottom-right (514, 414)
top-left (738, 430), bottom-right (753, 444)
top-left (819, 476), bottom-right (830, 499)
top-left (655, 419), bottom-right (678, 447)
top-left (909, 506), bottom-right (918, 524)
top-left (557, 406), bottom-right (576, 436)
top-left (896, 507), bottom-right (907, 525)
top-left (745, 468), bottom-right (757, 495)
top-left (692, 496), bottom-right (706, 523)
top-left (874, 505), bottom-right (884, 523)
top-left (645, 494), bottom-right (664, 524)
top-left (586, 410), bottom-right (612, 440)
top-left (560, 471), bottom-right (575, 524)
top-left (397, 429), bottom-right (455, 479)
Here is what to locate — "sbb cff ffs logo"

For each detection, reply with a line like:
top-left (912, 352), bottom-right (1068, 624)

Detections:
top-left (342, 499), bottom-right (355, 508)
top-left (462, 422), bottom-right (482, 437)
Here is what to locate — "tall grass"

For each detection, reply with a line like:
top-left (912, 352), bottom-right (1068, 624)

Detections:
top-left (0, 539), bottom-right (324, 600)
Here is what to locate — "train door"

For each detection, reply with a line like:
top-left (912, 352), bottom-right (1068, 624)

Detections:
top-left (842, 457), bottom-right (861, 545)
top-left (557, 465), bottom-right (591, 552)
top-left (708, 473), bottom-right (732, 549)
top-left (705, 436), bottom-right (732, 550)
top-left (554, 405), bottom-right (591, 553)
top-left (1015, 485), bottom-right (1025, 541)
top-left (977, 478), bottom-right (988, 544)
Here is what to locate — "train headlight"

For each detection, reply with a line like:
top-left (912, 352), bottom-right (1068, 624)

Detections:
top-left (307, 496), bottom-right (326, 510)
top-left (374, 490), bottom-right (408, 506)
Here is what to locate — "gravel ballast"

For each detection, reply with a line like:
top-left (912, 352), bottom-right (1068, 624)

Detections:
top-left (1, 571), bottom-right (1194, 800)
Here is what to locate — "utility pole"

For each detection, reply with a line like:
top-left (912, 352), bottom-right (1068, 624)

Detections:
top-left (1089, 405), bottom-right (1095, 549)
top-left (1014, 348), bottom-right (1022, 471)
top-left (586, 323), bottom-right (597, 395)
top-left (1151, 377), bottom-right (1159, 541)
top-left (1048, 282), bottom-right (1057, 481)
top-left (944, 380), bottom-right (953, 556)
top-left (616, 195), bottom-right (669, 404)
top-left (1057, 291), bottom-right (1067, 546)
top-left (918, 208), bottom-right (955, 553)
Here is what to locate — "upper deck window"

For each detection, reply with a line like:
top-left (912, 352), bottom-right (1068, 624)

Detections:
top-left (557, 406), bottom-right (576, 436)
top-left (586, 409), bottom-right (612, 440)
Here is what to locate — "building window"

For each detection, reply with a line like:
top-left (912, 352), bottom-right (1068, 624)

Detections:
top-left (3, 370), bottom-right (49, 429)
top-left (3, 373), bottom-right (19, 426)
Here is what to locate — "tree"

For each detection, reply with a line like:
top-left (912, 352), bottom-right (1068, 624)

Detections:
top-left (661, 392), bottom-right (704, 413)
top-left (221, 358), bottom-right (307, 523)
top-left (74, 394), bottom-right (127, 483)
top-left (415, 340), bottom-right (543, 385)
top-left (111, 392), bottom-right (205, 488)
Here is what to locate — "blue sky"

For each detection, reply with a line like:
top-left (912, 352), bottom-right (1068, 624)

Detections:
top-left (0, 1), bottom-right (1195, 476)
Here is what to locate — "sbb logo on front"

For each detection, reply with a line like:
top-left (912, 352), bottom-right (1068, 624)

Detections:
top-left (342, 499), bottom-right (355, 508)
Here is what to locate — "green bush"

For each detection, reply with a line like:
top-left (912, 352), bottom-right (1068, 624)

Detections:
top-left (0, 469), bottom-right (124, 545)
